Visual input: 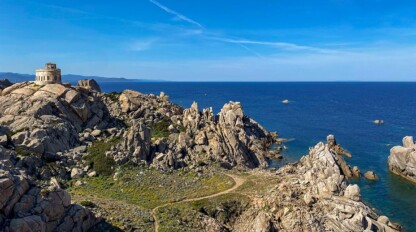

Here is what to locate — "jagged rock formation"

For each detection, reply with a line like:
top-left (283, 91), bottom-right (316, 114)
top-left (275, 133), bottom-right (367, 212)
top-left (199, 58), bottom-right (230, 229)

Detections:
top-left (230, 139), bottom-right (401, 232)
top-left (0, 145), bottom-right (98, 231)
top-left (388, 136), bottom-right (416, 183)
top-left (105, 90), bottom-right (276, 170)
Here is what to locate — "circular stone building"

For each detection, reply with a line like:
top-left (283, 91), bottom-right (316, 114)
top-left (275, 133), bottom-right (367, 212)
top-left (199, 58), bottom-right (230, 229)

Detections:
top-left (35, 62), bottom-right (62, 85)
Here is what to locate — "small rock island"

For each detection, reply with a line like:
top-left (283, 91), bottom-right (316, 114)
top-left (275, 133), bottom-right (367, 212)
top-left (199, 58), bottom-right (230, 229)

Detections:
top-left (0, 63), bottom-right (403, 231)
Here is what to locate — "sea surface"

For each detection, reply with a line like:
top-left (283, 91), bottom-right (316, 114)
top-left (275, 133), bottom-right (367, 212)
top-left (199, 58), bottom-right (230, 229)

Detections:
top-left (100, 82), bottom-right (416, 231)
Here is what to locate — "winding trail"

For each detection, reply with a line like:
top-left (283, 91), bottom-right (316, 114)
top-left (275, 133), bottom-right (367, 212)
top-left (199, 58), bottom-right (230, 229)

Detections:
top-left (151, 174), bottom-right (245, 232)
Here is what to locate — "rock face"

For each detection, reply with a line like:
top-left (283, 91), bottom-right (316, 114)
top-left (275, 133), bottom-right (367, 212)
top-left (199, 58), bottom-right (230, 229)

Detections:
top-left (77, 79), bottom-right (101, 92)
top-left (388, 136), bottom-right (416, 183)
top-left (232, 139), bottom-right (401, 232)
top-left (0, 81), bottom-right (116, 156)
top-left (0, 146), bottom-right (98, 231)
top-left (106, 90), bottom-right (276, 170)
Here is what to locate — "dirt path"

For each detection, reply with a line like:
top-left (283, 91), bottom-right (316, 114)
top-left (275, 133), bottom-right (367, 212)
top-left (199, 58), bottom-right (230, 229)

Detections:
top-left (151, 173), bottom-right (245, 232)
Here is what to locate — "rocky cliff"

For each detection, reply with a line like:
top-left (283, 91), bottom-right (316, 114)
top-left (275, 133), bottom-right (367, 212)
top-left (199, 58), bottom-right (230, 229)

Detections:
top-left (199, 137), bottom-right (401, 232)
top-left (388, 136), bottom-right (416, 183)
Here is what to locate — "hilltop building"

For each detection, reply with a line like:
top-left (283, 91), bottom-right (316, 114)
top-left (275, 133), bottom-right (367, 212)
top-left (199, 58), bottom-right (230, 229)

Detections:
top-left (35, 62), bottom-right (62, 85)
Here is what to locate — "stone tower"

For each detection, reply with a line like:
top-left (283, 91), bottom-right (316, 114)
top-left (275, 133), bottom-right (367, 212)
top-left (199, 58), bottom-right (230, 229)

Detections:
top-left (35, 62), bottom-right (62, 85)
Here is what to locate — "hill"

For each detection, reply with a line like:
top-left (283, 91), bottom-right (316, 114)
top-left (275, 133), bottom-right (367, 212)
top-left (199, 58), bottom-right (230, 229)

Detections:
top-left (0, 72), bottom-right (162, 83)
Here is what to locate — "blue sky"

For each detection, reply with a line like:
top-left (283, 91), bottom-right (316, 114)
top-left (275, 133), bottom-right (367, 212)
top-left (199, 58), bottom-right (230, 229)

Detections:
top-left (1, 0), bottom-right (416, 81)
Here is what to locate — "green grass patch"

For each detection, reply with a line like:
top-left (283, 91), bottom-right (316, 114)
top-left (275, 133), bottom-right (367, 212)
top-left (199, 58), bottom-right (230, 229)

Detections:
top-left (151, 118), bottom-right (171, 139)
top-left (84, 137), bottom-right (121, 176)
top-left (157, 193), bottom-right (250, 232)
top-left (69, 167), bottom-right (234, 209)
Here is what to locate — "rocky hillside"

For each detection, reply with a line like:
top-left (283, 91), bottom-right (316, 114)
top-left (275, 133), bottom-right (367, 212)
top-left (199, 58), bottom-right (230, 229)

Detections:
top-left (388, 136), bottom-right (416, 184)
top-left (145, 136), bottom-right (401, 231)
top-left (231, 137), bottom-right (401, 232)
top-left (0, 80), bottom-right (278, 231)
top-left (0, 80), bottom-right (402, 231)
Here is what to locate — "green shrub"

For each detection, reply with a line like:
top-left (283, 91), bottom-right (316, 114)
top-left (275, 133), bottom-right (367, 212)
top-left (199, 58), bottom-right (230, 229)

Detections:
top-left (84, 137), bottom-right (121, 176)
top-left (80, 200), bottom-right (95, 208)
top-left (151, 118), bottom-right (171, 139)
top-left (15, 146), bottom-right (32, 156)
top-left (104, 92), bottom-right (120, 102)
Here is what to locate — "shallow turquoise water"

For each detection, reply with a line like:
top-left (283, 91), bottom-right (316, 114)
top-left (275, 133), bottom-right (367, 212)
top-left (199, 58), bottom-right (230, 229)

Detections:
top-left (100, 82), bottom-right (416, 231)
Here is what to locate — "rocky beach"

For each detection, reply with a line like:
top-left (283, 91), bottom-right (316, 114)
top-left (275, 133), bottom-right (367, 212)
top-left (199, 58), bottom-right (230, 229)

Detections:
top-left (0, 79), bottom-right (406, 231)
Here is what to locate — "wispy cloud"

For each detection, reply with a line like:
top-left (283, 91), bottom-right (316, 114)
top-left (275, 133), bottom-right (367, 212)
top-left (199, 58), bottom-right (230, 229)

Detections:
top-left (148, 0), bottom-right (339, 56)
top-left (211, 37), bottom-right (339, 54)
top-left (130, 38), bottom-right (158, 51)
top-left (149, 0), bottom-right (204, 29)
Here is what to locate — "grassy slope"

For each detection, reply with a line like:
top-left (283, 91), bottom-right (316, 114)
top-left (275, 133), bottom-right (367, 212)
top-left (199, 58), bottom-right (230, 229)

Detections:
top-left (69, 167), bottom-right (235, 231)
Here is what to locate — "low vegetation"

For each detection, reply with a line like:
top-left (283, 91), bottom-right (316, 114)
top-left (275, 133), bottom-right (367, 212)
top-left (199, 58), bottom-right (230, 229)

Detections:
top-left (157, 193), bottom-right (250, 232)
top-left (151, 118), bottom-right (171, 139)
top-left (69, 167), bottom-right (234, 209)
top-left (68, 168), bottom-right (282, 231)
top-left (104, 92), bottom-right (121, 102)
top-left (84, 137), bottom-right (121, 176)
top-left (69, 167), bottom-right (235, 230)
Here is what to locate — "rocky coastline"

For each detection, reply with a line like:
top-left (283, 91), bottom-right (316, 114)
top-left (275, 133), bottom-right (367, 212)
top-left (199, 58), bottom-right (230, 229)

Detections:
top-left (0, 79), bottom-right (403, 231)
top-left (388, 136), bottom-right (416, 184)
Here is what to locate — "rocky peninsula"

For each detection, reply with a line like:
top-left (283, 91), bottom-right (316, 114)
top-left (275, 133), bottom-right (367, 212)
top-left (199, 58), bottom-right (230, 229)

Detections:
top-left (0, 79), bottom-right (402, 231)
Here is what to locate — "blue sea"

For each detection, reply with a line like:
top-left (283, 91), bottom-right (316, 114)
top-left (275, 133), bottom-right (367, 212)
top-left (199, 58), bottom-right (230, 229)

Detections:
top-left (100, 82), bottom-right (416, 231)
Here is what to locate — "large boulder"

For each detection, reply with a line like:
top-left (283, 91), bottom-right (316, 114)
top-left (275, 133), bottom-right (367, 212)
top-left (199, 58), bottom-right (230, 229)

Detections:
top-left (0, 82), bottom-right (113, 155)
top-left (388, 136), bottom-right (416, 183)
top-left (0, 168), bottom-right (98, 231)
top-left (77, 79), bottom-right (101, 92)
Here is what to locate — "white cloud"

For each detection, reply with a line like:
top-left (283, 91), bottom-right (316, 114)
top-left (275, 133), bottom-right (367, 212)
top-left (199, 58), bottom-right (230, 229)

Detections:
top-left (130, 38), bottom-right (157, 51)
top-left (149, 0), bottom-right (204, 28)
top-left (210, 37), bottom-right (340, 54)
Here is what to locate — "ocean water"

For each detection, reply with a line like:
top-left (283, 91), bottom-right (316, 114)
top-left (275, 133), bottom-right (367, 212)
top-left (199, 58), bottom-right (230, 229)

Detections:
top-left (100, 82), bottom-right (416, 231)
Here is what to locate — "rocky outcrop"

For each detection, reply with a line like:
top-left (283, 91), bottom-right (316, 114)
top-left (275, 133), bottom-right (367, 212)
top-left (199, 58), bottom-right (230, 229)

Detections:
top-left (231, 138), bottom-right (401, 232)
top-left (107, 120), bottom-right (151, 164)
top-left (77, 79), bottom-right (101, 92)
top-left (104, 89), bottom-right (276, 170)
top-left (0, 81), bottom-right (116, 156)
top-left (388, 136), bottom-right (416, 183)
top-left (0, 146), bottom-right (98, 231)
